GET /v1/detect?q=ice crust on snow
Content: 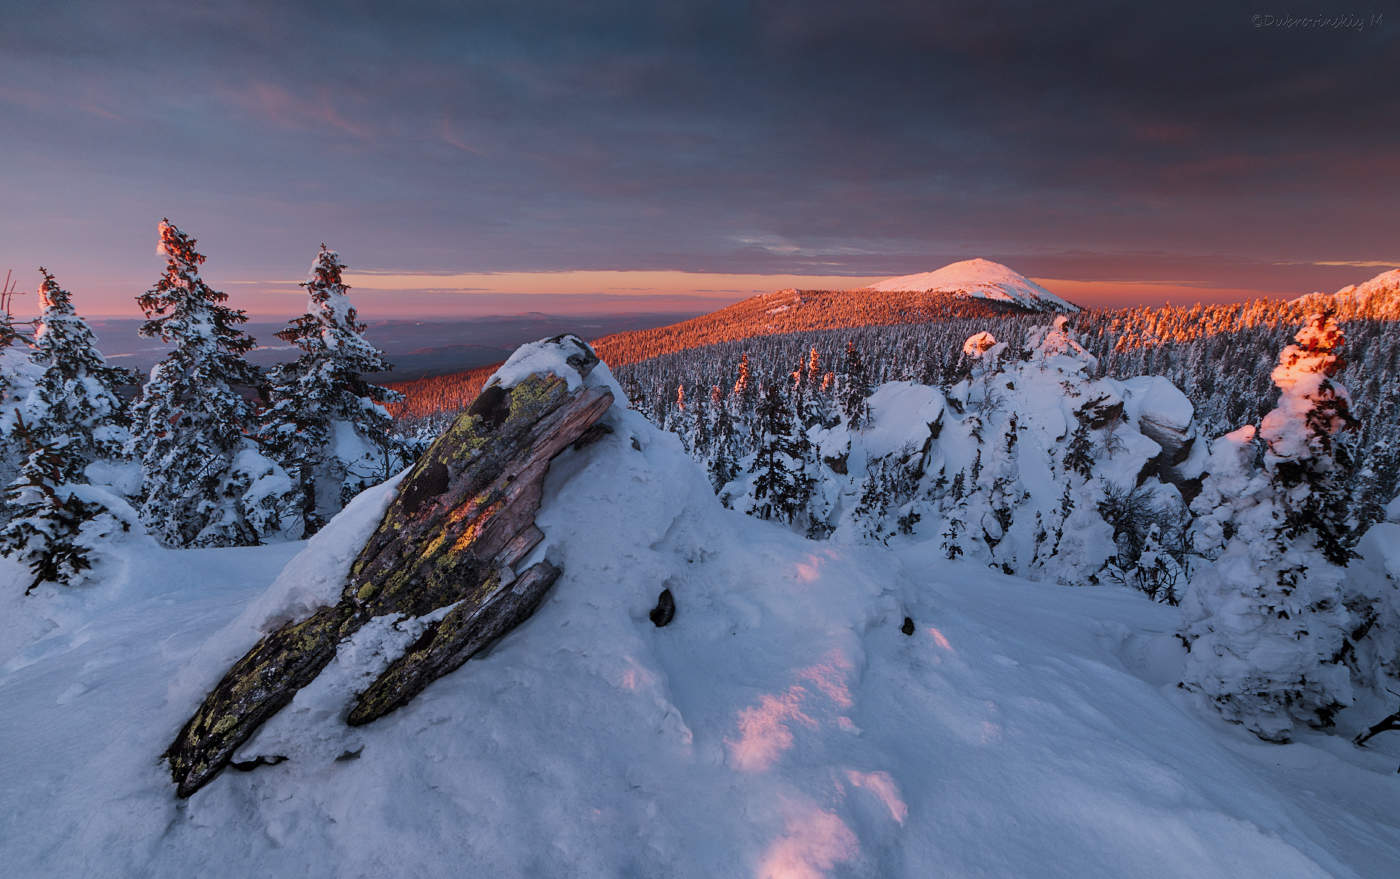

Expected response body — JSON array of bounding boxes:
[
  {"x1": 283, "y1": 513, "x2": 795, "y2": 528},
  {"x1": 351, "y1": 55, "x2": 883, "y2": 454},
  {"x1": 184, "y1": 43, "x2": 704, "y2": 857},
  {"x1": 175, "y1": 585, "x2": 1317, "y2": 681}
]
[{"x1": 867, "y1": 258, "x2": 1080, "y2": 312}]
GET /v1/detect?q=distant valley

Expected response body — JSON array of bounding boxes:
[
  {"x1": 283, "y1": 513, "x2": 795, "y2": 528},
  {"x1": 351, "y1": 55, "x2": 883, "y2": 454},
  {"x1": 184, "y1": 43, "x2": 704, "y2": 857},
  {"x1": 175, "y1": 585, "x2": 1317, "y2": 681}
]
[{"x1": 87, "y1": 310, "x2": 704, "y2": 382}]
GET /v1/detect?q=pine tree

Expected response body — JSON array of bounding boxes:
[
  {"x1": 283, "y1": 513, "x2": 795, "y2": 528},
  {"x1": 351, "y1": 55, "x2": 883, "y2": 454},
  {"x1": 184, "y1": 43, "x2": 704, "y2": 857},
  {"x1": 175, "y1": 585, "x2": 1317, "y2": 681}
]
[
  {"x1": 0, "y1": 289, "x2": 41, "y2": 506},
  {"x1": 1261, "y1": 308, "x2": 1359, "y2": 565},
  {"x1": 1064, "y1": 418, "x2": 1094, "y2": 480},
  {"x1": 708, "y1": 389, "x2": 741, "y2": 494},
  {"x1": 27, "y1": 268, "x2": 131, "y2": 463},
  {"x1": 264, "y1": 245, "x2": 404, "y2": 536},
  {"x1": 0, "y1": 414, "x2": 134, "y2": 591},
  {"x1": 748, "y1": 381, "x2": 809, "y2": 523},
  {"x1": 732, "y1": 352, "x2": 753, "y2": 408},
  {"x1": 1180, "y1": 309, "x2": 1362, "y2": 741},
  {"x1": 840, "y1": 340, "x2": 871, "y2": 428},
  {"x1": 129, "y1": 220, "x2": 292, "y2": 547},
  {"x1": 690, "y1": 393, "x2": 712, "y2": 461}
]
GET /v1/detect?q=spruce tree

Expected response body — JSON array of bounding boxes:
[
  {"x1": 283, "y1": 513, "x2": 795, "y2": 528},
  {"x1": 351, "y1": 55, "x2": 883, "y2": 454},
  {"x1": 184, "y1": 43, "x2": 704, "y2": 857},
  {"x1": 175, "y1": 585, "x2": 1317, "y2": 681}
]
[
  {"x1": 0, "y1": 414, "x2": 133, "y2": 591},
  {"x1": 0, "y1": 290, "x2": 40, "y2": 504},
  {"x1": 27, "y1": 268, "x2": 132, "y2": 463},
  {"x1": 840, "y1": 340, "x2": 871, "y2": 429},
  {"x1": 129, "y1": 220, "x2": 290, "y2": 547},
  {"x1": 708, "y1": 389, "x2": 741, "y2": 493},
  {"x1": 1064, "y1": 418, "x2": 1094, "y2": 480},
  {"x1": 748, "y1": 381, "x2": 809, "y2": 523},
  {"x1": 1261, "y1": 308, "x2": 1359, "y2": 565},
  {"x1": 263, "y1": 245, "x2": 403, "y2": 535},
  {"x1": 0, "y1": 270, "x2": 138, "y2": 588},
  {"x1": 1180, "y1": 309, "x2": 1362, "y2": 741}
]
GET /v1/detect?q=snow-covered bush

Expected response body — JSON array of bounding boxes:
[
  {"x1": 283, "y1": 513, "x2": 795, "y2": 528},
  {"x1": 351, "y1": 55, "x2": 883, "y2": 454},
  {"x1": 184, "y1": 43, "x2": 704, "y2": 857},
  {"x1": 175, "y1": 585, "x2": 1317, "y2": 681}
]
[{"x1": 1180, "y1": 310, "x2": 1365, "y2": 741}]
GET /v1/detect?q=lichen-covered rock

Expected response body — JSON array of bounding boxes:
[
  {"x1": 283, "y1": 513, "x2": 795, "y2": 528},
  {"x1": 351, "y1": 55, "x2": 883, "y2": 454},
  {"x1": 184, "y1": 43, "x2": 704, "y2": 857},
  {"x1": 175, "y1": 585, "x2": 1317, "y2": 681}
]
[{"x1": 165, "y1": 341, "x2": 614, "y2": 798}]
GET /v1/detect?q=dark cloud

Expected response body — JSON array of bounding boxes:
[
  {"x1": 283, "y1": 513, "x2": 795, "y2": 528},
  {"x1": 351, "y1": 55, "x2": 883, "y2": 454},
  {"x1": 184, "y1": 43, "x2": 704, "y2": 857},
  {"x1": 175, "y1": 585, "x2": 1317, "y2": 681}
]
[{"x1": 1, "y1": 0, "x2": 1396, "y2": 312}]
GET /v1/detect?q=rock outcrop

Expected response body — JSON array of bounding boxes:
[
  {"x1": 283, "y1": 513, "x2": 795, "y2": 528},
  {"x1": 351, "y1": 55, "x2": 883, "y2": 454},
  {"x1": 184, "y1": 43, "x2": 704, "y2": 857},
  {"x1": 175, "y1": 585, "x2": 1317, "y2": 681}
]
[{"x1": 165, "y1": 336, "x2": 613, "y2": 798}]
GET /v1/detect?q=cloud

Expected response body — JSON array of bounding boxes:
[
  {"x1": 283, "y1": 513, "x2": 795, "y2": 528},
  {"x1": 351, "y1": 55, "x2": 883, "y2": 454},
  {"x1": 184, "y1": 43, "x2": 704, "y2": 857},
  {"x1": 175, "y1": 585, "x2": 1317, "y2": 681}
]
[
  {"x1": 2, "y1": 0, "x2": 1396, "y2": 315},
  {"x1": 1311, "y1": 260, "x2": 1400, "y2": 269}
]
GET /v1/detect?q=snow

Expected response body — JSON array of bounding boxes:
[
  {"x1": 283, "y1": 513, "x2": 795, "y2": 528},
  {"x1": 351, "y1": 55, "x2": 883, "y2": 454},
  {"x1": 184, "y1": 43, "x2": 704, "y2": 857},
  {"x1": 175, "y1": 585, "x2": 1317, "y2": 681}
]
[
  {"x1": 487, "y1": 333, "x2": 599, "y2": 392},
  {"x1": 962, "y1": 330, "x2": 997, "y2": 357},
  {"x1": 867, "y1": 258, "x2": 1080, "y2": 312},
  {"x1": 1294, "y1": 268, "x2": 1400, "y2": 306},
  {"x1": 1120, "y1": 376, "x2": 1195, "y2": 434},
  {"x1": 859, "y1": 382, "x2": 944, "y2": 460},
  {"x1": 1388, "y1": 495, "x2": 1400, "y2": 524},
  {"x1": 3, "y1": 361, "x2": 1400, "y2": 877},
  {"x1": 233, "y1": 474, "x2": 403, "y2": 632}
]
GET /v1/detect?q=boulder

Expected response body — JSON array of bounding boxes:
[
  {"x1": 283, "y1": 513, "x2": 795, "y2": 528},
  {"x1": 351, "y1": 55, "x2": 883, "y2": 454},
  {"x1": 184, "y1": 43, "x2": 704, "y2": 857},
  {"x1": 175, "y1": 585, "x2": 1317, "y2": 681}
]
[{"x1": 165, "y1": 337, "x2": 614, "y2": 798}]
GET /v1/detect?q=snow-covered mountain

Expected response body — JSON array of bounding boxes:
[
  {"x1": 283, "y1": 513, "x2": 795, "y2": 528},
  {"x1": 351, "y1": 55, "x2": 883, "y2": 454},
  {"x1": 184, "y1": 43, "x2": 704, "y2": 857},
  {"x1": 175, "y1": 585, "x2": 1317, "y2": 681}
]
[
  {"x1": 3, "y1": 337, "x2": 1400, "y2": 877},
  {"x1": 1293, "y1": 267, "x2": 1400, "y2": 313},
  {"x1": 867, "y1": 258, "x2": 1080, "y2": 312}
]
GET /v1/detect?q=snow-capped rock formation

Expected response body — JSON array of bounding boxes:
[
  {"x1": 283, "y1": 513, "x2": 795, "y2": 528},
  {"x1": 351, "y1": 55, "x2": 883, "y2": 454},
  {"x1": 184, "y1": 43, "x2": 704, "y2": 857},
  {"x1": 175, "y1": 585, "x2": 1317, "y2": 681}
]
[
  {"x1": 166, "y1": 335, "x2": 614, "y2": 797},
  {"x1": 867, "y1": 258, "x2": 1080, "y2": 312}
]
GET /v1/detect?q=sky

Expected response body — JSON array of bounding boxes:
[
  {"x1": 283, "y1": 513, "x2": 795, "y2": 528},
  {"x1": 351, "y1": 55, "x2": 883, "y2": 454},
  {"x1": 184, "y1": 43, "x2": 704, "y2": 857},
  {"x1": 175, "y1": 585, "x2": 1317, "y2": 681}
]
[{"x1": 2, "y1": 0, "x2": 1397, "y2": 318}]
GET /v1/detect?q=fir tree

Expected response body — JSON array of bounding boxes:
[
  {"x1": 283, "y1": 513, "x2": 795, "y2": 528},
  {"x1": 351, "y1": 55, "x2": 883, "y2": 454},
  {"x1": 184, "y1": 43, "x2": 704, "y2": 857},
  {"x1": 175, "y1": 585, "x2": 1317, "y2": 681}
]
[
  {"x1": 1180, "y1": 309, "x2": 1363, "y2": 741},
  {"x1": 129, "y1": 220, "x2": 292, "y2": 547},
  {"x1": 0, "y1": 414, "x2": 134, "y2": 591},
  {"x1": 1261, "y1": 308, "x2": 1359, "y2": 565},
  {"x1": 941, "y1": 514, "x2": 965, "y2": 559},
  {"x1": 748, "y1": 381, "x2": 809, "y2": 523},
  {"x1": 264, "y1": 245, "x2": 404, "y2": 536},
  {"x1": 840, "y1": 340, "x2": 871, "y2": 428},
  {"x1": 708, "y1": 392, "x2": 741, "y2": 493},
  {"x1": 1065, "y1": 418, "x2": 1094, "y2": 480},
  {"x1": 27, "y1": 268, "x2": 132, "y2": 463},
  {"x1": 0, "y1": 287, "x2": 40, "y2": 504}
]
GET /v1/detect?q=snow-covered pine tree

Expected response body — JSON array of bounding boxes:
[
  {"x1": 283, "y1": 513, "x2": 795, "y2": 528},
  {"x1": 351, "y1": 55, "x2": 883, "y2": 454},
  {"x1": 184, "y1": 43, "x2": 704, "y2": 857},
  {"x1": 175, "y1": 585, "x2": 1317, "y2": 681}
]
[
  {"x1": 0, "y1": 414, "x2": 137, "y2": 591},
  {"x1": 129, "y1": 220, "x2": 295, "y2": 547},
  {"x1": 748, "y1": 381, "x2": 810, "y2": 523},
  {"x1": 1262, "y1": 309, "x2": 1359, "y2": 565},
  {"x1": 27, "y1": 268, "x2": 132, "y2": 464},
  {"x1": 0, "y1": 290, "x2": 41, "y2": 504},
  {"x1": 1180, "y1": 309, "x2": 1361, "y2": 741},
  {"x1": 263, "y1": 245, "x2": 404, "y2": 536},
  {"x1": 840, "y1": 340, "x2": 871, "y2": 428},
  {"x1": 1064, "y1": 417, "x2": 1094, "y2": 480},
  {"x1": 704, "y1": 386, "x2": 736, "y2": 492}
]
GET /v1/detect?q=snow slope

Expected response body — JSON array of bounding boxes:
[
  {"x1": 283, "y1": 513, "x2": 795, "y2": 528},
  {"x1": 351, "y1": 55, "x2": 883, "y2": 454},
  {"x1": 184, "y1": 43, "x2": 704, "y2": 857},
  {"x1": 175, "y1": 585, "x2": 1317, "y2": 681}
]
[
  {"x1": 1293, "y1": 268, "x2": 1400, "y2": 308},
  {"x1": 2, "y1": 364, "x2": 1399, "y2": 877},
  {"x1": 867, "y1": 259, "x2": 1080, "y2": 312}
]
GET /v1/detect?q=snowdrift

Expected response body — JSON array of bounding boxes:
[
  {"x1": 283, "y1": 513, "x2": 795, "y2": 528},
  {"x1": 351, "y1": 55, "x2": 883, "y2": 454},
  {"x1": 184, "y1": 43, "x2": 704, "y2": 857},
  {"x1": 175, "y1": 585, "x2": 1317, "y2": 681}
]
[{"x1": 2, "y1": 342, "x2": 1400, "y2": 877}]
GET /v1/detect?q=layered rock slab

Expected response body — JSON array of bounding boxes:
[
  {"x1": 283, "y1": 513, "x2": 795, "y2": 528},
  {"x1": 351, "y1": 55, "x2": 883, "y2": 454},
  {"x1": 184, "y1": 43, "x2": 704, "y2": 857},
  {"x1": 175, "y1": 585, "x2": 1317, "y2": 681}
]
[{"x1": 166, "y1": 348, "x2": 613, "y2": 797}]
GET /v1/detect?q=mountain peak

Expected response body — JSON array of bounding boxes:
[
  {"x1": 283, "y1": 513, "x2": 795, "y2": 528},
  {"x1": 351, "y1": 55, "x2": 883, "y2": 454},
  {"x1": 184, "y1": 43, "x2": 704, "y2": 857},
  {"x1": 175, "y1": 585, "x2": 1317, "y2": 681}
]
[
  {"x1": 866, "y1": 258, "x2": 1079, "y2": 312},
  {"x1": 1291, "y1": 266, "x2": 1400, "y2": 310}
]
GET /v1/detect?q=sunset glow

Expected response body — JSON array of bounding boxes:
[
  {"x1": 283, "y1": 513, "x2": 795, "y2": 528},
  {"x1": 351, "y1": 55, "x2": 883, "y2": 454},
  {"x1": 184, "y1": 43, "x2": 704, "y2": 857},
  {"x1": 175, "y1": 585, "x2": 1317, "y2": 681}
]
[{"x1": 4, "y1": 4, "x2": 1398, "y2": 877}]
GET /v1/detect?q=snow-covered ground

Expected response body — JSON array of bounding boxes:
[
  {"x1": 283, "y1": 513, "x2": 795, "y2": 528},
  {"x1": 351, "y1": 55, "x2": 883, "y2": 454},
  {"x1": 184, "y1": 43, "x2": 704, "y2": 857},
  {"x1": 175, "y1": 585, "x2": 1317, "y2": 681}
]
[
  {"x1": 2, "y1": 374, "x2": 1398, "y2": 878},
  {"x1": 866, "y1": 259, "x2": 1080, "y2": 312}
]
